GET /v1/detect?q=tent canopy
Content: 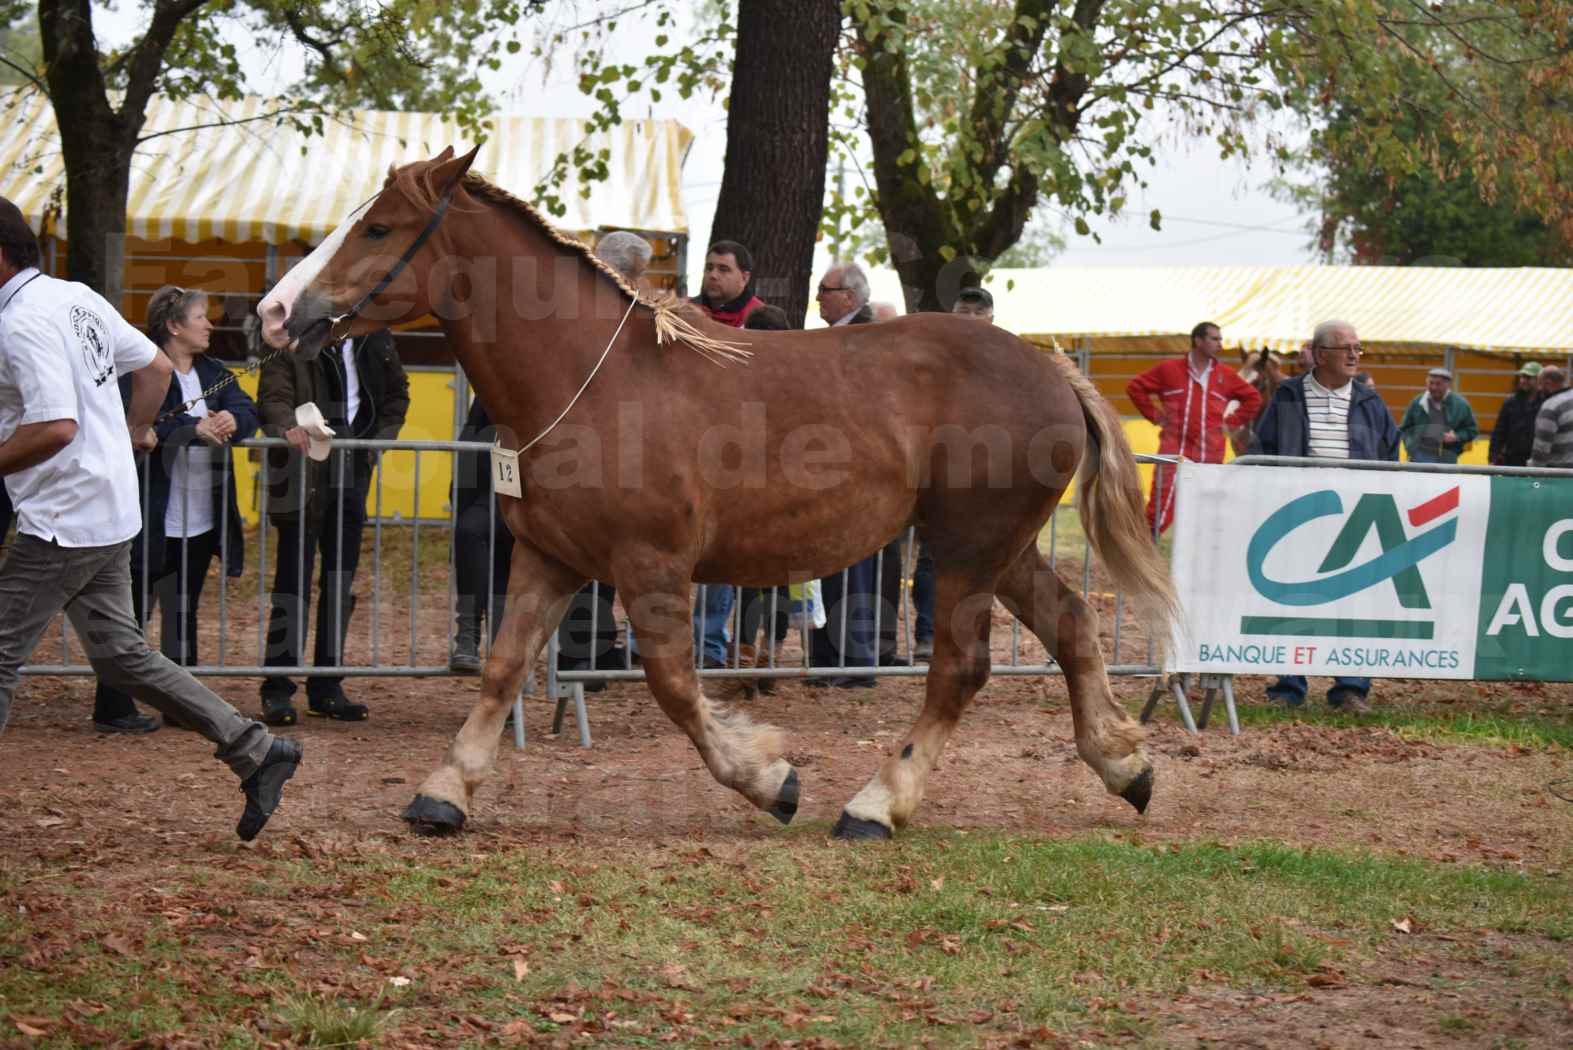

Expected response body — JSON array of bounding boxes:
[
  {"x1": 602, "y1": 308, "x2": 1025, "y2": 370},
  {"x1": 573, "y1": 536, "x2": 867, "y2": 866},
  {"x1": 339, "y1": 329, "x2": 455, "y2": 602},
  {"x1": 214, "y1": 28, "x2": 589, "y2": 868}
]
[
  {"x1": 860, "y1": 264, "x2": 1573, "y2": 356},
  {"x1": 2, "y1": 90, "x2": 692, "y2": 245}
]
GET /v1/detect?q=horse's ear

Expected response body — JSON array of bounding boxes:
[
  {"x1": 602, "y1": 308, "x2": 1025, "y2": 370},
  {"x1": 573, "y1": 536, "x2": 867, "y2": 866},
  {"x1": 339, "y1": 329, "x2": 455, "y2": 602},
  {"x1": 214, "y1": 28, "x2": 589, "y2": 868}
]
[{"x1": 430, "y1": 145, "x2": 481, "y2": 194}]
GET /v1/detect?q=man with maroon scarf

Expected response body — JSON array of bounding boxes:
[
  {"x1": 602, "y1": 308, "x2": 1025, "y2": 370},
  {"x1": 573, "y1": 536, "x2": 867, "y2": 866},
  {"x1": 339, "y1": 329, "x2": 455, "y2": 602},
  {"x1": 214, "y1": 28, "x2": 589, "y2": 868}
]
[{"x1": 693, "y1": 241, "x2": 765, "y2": 328}]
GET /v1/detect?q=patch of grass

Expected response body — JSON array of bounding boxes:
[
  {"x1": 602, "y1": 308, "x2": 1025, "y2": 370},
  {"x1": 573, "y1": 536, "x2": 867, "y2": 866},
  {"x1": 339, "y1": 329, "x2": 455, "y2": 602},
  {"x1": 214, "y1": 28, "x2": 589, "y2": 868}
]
[
  {"x1": 3, "y1": 834, "x2": 1568, "y2": 1047},
  {"x1": 277, "y1": 993, "x2": 395, "y2": 1046},
  {"x1": 1233, "y1": 701, "x2": 1573, "y2": 750}
]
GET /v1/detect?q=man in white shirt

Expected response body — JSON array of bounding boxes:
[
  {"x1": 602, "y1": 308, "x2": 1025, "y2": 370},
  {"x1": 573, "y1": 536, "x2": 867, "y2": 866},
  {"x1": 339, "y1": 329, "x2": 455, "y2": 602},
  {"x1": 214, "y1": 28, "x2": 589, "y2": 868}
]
[
  {"x1": 1250, "y1": 319, "x2": 1401, "y2": 714},
  {"x1": 0, "y1": 197, "x2": 301, "y2": 840}
]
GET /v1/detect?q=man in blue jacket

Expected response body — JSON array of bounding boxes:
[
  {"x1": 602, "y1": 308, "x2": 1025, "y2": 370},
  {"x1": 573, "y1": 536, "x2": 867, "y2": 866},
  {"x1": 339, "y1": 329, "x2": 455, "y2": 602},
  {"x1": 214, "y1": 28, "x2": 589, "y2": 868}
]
[{"x1": 1250, "y1": 320, "x2": 1400, "y2": 712}]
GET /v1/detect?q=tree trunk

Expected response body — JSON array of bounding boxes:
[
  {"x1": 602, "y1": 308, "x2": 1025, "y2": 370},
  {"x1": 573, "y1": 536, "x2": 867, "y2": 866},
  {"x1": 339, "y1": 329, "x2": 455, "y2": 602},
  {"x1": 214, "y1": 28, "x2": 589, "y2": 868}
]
[
  {"x1": 707, "y1": 0, "x2": 841, "y2": 328},
  {"x1": 40, "y1": 0, "x2": 190, "y2": 302},
  {"x1": 56, "y1": 124, "x2": 133, "y2": 302}
]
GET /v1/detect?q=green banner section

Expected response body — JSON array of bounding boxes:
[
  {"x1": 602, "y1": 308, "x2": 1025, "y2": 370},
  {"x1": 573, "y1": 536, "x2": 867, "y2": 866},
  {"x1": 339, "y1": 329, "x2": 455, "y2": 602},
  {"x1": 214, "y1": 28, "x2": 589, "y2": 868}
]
[{"x1": 1473, "y1": 477, "x2": 1573, "y2": 681}]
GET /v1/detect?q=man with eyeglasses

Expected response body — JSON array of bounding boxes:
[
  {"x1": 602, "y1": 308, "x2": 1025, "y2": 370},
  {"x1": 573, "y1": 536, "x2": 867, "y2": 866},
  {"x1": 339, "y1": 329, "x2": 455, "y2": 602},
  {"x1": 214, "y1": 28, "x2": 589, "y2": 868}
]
[
  {"x1": 805, "y1": 262, "x2": 903, "y2": 686},
  {"x1": 1251, "y1": 319, "x2": 1400, "y2": 713}
]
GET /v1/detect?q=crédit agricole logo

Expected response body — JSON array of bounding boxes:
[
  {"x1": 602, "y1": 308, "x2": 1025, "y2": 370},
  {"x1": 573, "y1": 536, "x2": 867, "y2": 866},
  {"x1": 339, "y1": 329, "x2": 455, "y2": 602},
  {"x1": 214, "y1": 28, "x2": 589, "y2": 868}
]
[{"x1": 1244, "y1": 485, "x2": 1460, "y2": 639}]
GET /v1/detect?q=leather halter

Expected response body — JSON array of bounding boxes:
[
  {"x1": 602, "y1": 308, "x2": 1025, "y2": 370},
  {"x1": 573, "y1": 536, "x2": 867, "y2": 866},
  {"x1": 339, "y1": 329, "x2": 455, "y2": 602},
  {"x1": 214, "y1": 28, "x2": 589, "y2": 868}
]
[{"x1": 324, "y1": 181, "x2": 457, "y2": 343}]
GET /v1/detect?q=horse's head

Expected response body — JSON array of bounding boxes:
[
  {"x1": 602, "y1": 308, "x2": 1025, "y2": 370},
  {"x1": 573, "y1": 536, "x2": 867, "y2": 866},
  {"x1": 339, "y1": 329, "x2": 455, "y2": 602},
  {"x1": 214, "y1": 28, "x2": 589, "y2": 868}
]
[{"x1": 257, "y1": 146, "x2": 478, "y2": 360}]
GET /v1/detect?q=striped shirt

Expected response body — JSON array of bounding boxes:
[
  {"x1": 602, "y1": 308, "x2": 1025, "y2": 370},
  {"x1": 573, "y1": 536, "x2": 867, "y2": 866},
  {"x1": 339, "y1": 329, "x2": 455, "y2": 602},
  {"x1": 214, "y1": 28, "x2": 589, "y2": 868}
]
[
  {"x1": 1530, "y1": 388, "x2": 1573, "y2": 467},
  {"x1": 1303, "y1": 374, "x2": 1353, "y2": 459}
]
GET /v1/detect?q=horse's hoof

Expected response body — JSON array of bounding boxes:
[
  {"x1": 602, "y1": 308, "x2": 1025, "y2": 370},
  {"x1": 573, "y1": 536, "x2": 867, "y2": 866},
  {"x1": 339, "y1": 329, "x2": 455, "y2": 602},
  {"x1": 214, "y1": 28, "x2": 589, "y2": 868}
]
[
  {"x1": 832, "y1": 812, "x2": 892, "y2": 841},
  {"x1": 1119, "y1": 767, "x2": 1154, "y2": 815},
  {"x1": 767, "y1": 769, "x2": 800, "y2": 825},
  {"x1": 402, "y1": 794, "x2": 466, "y2": 835}
]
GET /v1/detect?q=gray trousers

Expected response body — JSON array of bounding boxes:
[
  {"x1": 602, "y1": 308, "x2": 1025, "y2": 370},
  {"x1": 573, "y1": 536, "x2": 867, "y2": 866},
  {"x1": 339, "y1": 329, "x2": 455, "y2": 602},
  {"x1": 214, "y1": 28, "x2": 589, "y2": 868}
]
[{"x1": 0, "y1": 534, "x2": 272, "y2": 778}]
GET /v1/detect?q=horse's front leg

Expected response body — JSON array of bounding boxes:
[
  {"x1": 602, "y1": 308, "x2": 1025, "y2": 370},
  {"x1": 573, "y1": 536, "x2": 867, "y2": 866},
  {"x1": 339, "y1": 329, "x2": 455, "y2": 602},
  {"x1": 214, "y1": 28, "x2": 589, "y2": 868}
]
[
  {"x1": 404, "y1": 542, "x2": 584, "y2": 833},
  {"x1": 616, "y1": 565, "x2": 800, "y2": 824}
]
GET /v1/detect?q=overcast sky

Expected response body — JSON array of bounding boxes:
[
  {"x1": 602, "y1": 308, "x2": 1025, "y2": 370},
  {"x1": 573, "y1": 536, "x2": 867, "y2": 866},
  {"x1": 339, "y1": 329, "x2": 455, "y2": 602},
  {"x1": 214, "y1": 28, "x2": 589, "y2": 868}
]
[{"x1": 93, "y1": 2, "x2": 1319, "y2": 280}]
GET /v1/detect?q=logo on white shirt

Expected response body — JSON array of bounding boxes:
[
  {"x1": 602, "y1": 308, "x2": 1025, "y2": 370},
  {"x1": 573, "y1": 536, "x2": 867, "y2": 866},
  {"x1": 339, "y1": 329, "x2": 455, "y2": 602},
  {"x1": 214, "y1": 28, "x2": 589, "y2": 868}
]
[{"x1": 70, "y1": 305, "x2": 114, "y2": 386}]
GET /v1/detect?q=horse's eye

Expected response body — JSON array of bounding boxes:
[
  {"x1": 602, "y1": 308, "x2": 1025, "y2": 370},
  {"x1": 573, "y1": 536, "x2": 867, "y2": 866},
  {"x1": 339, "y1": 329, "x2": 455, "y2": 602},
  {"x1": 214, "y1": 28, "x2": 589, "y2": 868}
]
[{"x1": 365, "y1": 224, "x2": 392, "y2": 240}]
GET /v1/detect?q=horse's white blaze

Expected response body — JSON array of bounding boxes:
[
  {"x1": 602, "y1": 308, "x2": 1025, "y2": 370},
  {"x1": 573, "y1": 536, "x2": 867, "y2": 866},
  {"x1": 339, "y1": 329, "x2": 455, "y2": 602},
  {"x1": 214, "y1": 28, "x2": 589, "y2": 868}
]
[{"x1": 257, "y1": 200, "x2": 371, "y2": 348}]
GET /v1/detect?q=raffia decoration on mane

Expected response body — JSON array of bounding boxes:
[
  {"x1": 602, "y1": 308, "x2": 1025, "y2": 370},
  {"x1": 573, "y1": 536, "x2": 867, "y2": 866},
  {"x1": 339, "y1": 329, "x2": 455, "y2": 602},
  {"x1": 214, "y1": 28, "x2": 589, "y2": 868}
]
[{"x1": 453, "y1": 172, "x2": 753, "y2": 367}]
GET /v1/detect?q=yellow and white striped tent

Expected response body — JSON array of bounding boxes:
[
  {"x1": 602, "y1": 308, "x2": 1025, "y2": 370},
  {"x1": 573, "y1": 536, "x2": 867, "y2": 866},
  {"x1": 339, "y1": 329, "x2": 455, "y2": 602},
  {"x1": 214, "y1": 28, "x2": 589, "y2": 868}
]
[
  {"x1": 975, "y1": 264, "x2": 1573, "y2": 356},
  {"x1": 1, "y1": 90, "x2": 692, "y2": 243}
]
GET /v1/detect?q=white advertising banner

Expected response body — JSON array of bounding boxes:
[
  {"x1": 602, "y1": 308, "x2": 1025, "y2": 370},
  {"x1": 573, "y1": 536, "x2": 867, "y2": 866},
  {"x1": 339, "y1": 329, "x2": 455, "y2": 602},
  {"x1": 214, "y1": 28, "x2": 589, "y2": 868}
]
[{"x1": 1169, "y1": 463, "x2": 1492, "y2": 679}]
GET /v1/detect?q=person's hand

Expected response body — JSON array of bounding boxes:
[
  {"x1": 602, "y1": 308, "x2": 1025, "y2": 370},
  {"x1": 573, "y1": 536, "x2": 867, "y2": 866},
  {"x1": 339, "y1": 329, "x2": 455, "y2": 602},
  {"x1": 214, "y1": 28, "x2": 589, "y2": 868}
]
[
  {"x1": 130, "y1": 425, "x2": 158, "y2": 451},
  {"x1": 196, "y1": 411, "x2": 237, "y2": 446},
  {"x1": 283, "y1": 426, "x2": 310, "y2": 453},
  {"x1": 1442, "y1": 429, "x2": 1458, "y2": 445}
]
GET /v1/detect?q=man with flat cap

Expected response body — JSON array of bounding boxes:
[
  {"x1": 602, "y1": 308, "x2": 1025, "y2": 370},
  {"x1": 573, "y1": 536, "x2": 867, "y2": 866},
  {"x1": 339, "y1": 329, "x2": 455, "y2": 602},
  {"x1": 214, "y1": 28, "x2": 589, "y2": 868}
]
[{"x1": 1400, "y1": 366, "x2": 1478, "y2": 464}]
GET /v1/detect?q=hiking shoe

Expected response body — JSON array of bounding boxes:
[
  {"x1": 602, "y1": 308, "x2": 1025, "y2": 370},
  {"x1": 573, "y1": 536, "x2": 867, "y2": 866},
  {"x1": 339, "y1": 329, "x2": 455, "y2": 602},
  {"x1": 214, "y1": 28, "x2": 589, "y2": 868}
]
[
  {"x1": 1265, "y1": 687, "x2": 1306, "y2": 708},
  {"x1": 237, "y1": 737, "x2": 303, "y2": 841},
  {"x1": 1327, "y1": 688, "x2": 1372, "y2": 714},
  {"x1": 449, "y1": 636, "x2": 482, "y2": 675},
  {"x1": 93, "y1": 712, "x2": 161, "y2": 735},
  {"x1": 307, "y1": 691, "x2": 369, "y2": 721},
  {"x1": 260, "y1": 697, "x2": 298, "y2": 727}
]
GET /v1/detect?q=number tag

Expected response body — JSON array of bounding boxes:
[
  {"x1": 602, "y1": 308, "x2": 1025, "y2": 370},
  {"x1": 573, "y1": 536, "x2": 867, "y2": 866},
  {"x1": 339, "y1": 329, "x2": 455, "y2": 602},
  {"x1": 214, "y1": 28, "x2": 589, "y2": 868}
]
[{"x1": 490, "y1": 445, "x2": 522, "y2": 498}]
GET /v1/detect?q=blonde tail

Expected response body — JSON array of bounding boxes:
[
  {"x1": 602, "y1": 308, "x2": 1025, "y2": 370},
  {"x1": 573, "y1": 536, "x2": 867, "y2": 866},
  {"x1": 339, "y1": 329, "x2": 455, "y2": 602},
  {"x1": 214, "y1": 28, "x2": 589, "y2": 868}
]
[{"x1": 1048, "y1": 354, "x2": 1182, "y2": 651}]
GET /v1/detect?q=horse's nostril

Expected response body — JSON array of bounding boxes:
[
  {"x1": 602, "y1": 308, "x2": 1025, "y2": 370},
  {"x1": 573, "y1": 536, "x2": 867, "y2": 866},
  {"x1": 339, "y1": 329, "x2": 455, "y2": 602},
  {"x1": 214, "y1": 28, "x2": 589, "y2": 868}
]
[{"x1": 259, "y1": 298, "x2": 285, "y2": 324}]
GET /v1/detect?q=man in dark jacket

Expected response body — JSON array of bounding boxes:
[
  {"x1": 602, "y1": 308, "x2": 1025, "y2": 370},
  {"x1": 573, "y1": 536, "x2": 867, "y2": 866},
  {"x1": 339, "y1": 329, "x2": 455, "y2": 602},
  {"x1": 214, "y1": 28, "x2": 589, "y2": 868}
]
[
  {"x1": 1489, "y1": 362, "x2": 1543, "y2": 467},
  {"x1": 256, "y1": 330, "x2": 409, "y2": 725},
  {"x1": 692, "y1": 240, "x2": 765, "y2": 327},
  {"x1": 807, "y1": 262, "x2": 900, "y2": 688},
  {"x1": 1251, "y1": 320, "x2": 1399, "y2": 713}
]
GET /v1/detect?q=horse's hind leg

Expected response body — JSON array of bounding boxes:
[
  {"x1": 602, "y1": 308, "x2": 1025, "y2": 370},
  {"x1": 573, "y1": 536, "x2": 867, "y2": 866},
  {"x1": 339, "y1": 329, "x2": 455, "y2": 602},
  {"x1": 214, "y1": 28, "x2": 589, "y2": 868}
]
[
  {"x1": 404, "y1": 542, "x2": 584, "y2": 832},
  {"x1": 616, "y1": 567, "x2": 799, "y2": 823},
  {"x1": 994, "y1": 545, "x2": 1153, "y2": 813},
  {"x1": 834, "y1": 570, "x2": 996, "y2": 840}
]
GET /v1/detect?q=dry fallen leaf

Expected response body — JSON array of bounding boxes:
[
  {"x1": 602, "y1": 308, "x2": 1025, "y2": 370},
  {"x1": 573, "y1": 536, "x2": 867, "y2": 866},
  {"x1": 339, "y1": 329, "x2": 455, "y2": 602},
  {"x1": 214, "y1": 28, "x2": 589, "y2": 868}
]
[
  {"x1": 1391, "y1": 917, "x2": 1413, "y2": 934},
  {"x1": 35, "y1": 817, "x2": 65, "y2": 828},
  {"x1": 349, "y1": 931, "x2": 368, "y2": 942},
  {"x1": 13, "y1": 1018, "x2": 50, "y2": 1036},
  {"x1": 387, "y1": 976, "x2": 411, "y2": 988},
  {"x1": 930, "y1": 877, "x2": 945, "y2": 891},
  {"x1": 548, "y1": 1011, "x2": 577, "y2": 1024},
  {"x1": 512, "y1": 958, "x2": 530, "y2": 981}
]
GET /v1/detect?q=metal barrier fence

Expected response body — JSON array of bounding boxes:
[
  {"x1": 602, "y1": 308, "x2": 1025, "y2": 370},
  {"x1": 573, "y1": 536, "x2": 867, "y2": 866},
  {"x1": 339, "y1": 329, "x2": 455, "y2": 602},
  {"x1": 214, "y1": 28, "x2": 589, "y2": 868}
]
[{"x1": 17, "y1": 437, "x2": 1173, "y2": 746}]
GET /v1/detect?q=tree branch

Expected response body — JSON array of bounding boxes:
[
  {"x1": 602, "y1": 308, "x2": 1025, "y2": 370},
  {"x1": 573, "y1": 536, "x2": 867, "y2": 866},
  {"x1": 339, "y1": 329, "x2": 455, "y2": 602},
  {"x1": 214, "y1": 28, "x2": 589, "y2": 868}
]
[
  {"x1": 855, "y1": 2, "x2": 952, "y2": 260},
  {"x1": 958, "y1": 0, "x2": 1054, "y2": 195},
  {"x1": 0, "y1": 49, "x2": 45, "y2": 90},
  {"x1": 132, "y1": 101, "x2": 321, "y2": 147},
  {"x1": 118, "y1": 0, "x2": 214, "y2": 133}
]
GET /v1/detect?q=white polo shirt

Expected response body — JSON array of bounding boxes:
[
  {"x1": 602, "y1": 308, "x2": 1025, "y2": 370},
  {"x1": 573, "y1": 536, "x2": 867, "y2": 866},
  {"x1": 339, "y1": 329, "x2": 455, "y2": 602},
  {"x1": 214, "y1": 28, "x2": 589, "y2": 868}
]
[{"x1": 0, "y1": 268, "x2": 158, "y2": 546}]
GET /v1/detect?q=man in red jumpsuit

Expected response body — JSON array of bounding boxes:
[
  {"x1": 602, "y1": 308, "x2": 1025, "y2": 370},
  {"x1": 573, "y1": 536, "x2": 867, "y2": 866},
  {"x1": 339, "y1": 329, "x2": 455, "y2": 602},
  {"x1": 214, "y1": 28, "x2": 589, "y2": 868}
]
[{"x1": 1126, "y1": 322, "x2": 1262, "y2": 535}]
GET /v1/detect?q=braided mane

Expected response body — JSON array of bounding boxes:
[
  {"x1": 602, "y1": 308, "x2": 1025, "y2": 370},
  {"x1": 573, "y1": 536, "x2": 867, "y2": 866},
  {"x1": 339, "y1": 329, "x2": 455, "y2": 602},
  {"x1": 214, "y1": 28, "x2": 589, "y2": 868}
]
[{"x1": 388, "y1": 161, "x2": 750, "y2": 366}]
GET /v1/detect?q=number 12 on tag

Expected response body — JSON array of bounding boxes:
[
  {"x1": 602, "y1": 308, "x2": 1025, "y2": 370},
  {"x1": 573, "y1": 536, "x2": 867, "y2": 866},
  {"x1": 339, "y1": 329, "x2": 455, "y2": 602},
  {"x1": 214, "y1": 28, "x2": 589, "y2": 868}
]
[{"x1": 491, "y1": 445, "x2": 522, "y2": 498}]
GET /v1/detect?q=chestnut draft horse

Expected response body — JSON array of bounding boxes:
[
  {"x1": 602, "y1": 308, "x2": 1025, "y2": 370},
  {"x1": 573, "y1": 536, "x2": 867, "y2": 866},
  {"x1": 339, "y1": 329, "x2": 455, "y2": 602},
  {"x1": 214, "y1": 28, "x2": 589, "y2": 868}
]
[{"x1": 259, "y1": 147, "x2": 1179, "y2": 840}]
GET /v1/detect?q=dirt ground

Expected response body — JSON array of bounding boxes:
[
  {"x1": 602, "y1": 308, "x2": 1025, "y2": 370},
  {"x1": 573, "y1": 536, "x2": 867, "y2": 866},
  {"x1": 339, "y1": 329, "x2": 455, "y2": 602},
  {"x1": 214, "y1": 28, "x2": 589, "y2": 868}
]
[{"x1": 3, "y1": 651, "x2": 1571, "y2": 1047}]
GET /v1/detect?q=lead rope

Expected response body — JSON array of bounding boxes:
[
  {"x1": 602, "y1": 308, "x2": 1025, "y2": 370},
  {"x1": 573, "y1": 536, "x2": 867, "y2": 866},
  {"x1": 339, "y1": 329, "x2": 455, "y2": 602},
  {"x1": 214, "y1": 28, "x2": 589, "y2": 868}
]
[
  {"x1": 153, "y1": 343, "x2": 290, "y2": 424},
  {"x1": 517, "y1": 297, "x2": 639, "y2": 453}
]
